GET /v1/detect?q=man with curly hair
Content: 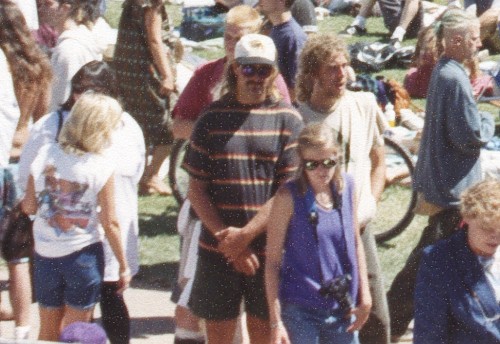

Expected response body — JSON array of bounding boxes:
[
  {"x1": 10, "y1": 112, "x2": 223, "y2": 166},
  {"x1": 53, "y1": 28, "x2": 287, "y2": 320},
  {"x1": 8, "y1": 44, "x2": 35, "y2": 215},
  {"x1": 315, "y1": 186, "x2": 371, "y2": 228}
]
[{"x1": 296, "y1": 33, "x2": 390, "y2": 344}]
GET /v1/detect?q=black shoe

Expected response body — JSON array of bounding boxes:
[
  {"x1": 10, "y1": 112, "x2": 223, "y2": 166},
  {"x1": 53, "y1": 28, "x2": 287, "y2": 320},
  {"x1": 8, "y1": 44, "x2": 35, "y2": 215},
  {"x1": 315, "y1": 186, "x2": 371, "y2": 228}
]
[
  {"x1": 389, "y1": 37, "x2": 402, "y2": 49},
  {"x1": 378, "y1": 43, "x2": 398, "y2": 61},
  {"x1": 174, "y1": 338, "x2": 205, "y2": 344},
  {"x1": 339, "y1": 25, "x2": 367, "y2": 36}
]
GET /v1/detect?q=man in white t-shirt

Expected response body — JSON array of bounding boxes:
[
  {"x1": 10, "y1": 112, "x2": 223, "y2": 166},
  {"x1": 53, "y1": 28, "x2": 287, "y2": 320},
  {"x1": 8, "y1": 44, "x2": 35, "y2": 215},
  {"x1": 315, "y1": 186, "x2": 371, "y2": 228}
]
[{"x1": 296, "y1": 33, "x2": 390, "y2": 344}]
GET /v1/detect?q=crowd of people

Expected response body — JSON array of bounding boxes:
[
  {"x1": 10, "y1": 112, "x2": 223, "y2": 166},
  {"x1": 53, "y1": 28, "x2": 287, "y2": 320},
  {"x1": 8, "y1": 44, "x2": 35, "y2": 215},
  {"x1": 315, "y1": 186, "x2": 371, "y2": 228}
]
[{"x1": 0, "y1": 0, "x2": 499, "y2": 343}]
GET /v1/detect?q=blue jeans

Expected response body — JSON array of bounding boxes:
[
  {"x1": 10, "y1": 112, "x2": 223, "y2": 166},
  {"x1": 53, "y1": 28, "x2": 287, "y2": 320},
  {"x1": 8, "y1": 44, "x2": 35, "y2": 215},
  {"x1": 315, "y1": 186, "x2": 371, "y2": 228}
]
[{"x1": 282, "y1": 303, "x2": 359, "y2": 344}]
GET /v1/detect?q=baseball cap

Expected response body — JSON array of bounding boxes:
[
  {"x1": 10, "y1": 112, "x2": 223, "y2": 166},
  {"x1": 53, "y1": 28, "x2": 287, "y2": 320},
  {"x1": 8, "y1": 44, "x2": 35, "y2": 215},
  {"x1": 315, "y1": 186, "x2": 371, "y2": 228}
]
[{"x1": 234, "y1": 34, "x2": 277, "y2": 66}]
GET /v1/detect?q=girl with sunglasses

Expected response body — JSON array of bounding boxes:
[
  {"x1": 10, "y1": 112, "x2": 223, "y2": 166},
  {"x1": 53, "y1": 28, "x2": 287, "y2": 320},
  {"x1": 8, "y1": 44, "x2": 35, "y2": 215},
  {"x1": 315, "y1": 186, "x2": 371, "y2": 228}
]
[{"x1": 265, "y1": 122, "x2": 372, "y2": 344}]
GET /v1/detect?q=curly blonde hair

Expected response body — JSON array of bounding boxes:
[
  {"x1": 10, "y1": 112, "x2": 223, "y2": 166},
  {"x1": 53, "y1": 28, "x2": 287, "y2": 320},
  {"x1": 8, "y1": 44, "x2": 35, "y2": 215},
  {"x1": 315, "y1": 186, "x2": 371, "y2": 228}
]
[
  {"x1": 460, "y1": 179, "x2": 500, "y2": 224},
  {"x1": 296, "y1": 33, "x2": 349, "y2": 103}
]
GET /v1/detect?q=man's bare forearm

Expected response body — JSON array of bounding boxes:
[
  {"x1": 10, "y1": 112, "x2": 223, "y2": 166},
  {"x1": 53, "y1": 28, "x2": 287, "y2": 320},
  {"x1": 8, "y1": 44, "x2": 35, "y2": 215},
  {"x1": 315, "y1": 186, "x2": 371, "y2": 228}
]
[{"x1": 187, "y1": 178, "x2": 225, "y2": 235}]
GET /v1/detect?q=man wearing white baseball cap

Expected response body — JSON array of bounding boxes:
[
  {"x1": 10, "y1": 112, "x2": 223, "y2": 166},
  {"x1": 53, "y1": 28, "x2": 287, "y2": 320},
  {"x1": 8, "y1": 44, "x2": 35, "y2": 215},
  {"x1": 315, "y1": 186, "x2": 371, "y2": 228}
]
[{"x1": 182, "y1": 33, "x2": 304, "y2": 344}]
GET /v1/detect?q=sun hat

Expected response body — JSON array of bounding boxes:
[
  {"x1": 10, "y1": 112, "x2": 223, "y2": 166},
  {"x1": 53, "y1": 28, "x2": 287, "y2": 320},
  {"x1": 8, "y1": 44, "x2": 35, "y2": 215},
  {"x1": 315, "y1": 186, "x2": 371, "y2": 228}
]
[{"x1": 234, "y1": 33, "x2": 277, "y2": 66}]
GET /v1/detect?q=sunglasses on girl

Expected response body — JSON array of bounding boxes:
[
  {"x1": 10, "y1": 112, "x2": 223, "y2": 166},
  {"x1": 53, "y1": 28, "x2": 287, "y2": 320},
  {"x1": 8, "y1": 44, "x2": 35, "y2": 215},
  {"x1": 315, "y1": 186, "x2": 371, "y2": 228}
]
[
  {"x1": 239, "y1": 64, "x2": 274, "y2": 78},
  {"x1": 304, "y1": 158, "x2": 338, "y2": 171}
]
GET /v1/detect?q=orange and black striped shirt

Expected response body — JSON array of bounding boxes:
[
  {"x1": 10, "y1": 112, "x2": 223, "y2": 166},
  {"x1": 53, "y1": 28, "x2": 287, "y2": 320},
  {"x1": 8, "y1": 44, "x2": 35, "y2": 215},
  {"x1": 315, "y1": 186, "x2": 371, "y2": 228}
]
[{"x1": 182, "y1": 96, "x2": 304, "y2": 254}]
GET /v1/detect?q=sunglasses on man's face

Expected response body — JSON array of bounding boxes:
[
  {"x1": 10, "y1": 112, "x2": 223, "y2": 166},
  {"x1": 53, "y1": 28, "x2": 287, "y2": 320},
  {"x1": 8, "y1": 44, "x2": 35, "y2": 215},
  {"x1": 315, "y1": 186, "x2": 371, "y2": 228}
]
[
  {"x1": 239, "y1": 64, "x2": 274, "y2": 78},
  {"x1": 304, "y1": 158, "x2": 338, "y2": 171}
]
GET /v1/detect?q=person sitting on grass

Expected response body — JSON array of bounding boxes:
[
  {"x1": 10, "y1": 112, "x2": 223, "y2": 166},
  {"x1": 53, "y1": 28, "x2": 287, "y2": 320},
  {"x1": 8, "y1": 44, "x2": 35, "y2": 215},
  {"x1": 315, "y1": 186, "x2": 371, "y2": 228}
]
[
  {"x1": 404, "y1": 24, "x2": 493, "y2": 99},
  {"x1": 340, "y1": 0, "x2": 422, "y2": 47}
]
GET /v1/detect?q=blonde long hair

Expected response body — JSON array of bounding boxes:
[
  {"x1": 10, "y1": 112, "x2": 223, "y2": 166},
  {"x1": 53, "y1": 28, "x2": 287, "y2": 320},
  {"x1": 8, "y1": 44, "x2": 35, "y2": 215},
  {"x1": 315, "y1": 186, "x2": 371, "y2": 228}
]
[{"x1": 59, "y1": 92, "x2": 122, "y2": 155}]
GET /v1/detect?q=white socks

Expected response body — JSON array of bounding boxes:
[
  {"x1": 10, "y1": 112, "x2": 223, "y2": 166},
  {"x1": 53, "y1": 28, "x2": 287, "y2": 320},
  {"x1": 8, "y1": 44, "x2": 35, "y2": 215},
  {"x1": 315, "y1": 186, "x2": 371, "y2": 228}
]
[
  {"x1": 15, "y1": 326, "x2": 30, "y2": 340},
  {"x1": 352, "y1": 15, "x2": 367, "y2": 28},
  {"x1": 175, "y1": 328, "x2": 204, "y2": 342},
  {"x1": 391, "y1": 26, "x2": 407, "y2": 42}
]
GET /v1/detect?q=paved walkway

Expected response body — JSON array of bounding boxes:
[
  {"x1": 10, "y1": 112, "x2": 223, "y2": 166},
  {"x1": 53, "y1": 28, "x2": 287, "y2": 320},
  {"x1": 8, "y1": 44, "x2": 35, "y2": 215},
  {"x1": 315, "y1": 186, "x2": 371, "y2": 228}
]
[
  {"x1": 0, "y1": 267, "x2": 177, "y2": 343},
  {"x1": 0, "y1": 266, "x2": 414, "y2": 343}
]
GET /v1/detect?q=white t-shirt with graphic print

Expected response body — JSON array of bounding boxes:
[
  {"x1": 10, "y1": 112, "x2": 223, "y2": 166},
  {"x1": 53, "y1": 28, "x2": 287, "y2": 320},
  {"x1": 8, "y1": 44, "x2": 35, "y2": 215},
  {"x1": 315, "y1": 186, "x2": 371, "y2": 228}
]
[{"x1": 30, "y1": 143, "x2": 113, "y2": 258}]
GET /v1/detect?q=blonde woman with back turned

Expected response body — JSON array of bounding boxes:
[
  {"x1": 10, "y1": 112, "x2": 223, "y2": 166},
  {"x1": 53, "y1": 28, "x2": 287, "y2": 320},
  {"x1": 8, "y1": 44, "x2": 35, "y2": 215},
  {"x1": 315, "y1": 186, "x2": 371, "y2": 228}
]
[{"x1": 22, "y1": 93, "x2": 131, "y2": 341}]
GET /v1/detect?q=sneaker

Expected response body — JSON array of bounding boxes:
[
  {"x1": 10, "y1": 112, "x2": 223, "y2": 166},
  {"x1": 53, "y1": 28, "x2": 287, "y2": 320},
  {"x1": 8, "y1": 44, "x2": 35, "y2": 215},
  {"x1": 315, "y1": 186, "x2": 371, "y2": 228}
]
[{"x1": 339, "y1": 25, "x2": 367, "y2": 36}]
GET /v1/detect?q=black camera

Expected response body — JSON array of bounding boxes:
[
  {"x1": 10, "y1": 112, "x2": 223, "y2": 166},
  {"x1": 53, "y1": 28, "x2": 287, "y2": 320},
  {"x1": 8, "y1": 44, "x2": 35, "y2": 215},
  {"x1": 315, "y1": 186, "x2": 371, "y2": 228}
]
[{"x1": 319, "y1": 274, "x2": 354, "y2": 314}]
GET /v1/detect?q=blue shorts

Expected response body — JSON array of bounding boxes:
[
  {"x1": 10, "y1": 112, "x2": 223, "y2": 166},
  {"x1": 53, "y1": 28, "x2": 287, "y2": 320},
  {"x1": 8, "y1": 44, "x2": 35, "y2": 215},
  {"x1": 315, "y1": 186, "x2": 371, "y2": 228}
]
[{"x1": 34, "y1": 242, "x2": 104, "y2": 310}]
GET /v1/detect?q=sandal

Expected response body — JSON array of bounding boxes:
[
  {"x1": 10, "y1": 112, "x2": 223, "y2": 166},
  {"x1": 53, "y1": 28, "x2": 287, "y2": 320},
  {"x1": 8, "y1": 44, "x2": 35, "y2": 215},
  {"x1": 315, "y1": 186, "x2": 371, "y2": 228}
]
[{"x1": 139, "y1": 175, "x2": 172, "y2": 196}]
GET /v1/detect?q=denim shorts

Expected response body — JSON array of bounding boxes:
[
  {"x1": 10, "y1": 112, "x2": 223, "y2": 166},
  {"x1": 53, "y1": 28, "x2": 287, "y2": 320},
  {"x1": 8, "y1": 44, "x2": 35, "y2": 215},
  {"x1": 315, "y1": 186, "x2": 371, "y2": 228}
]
[
  {"x1": 34, "y1": 242, "x2": 104, "y2": 310},
  {"x1": 282, "y1": 302, "x2": 359, "y2": 344}
]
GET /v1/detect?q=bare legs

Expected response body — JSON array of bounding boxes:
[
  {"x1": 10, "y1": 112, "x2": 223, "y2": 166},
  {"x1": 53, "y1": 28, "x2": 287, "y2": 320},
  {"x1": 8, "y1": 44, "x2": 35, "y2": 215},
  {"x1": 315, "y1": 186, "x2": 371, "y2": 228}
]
[
  {"x1": 140, "y1": 144, "x2": 172, "y2": 195},
  {"x1": 205, "y1": 315, "x2": 269, "y2": 344},
  {"x1": 8, "y1": 262, "x2": 31, "y2": 327},
  {"x1": 38, "y1": 305, "x2": 94, "y2": 341}
]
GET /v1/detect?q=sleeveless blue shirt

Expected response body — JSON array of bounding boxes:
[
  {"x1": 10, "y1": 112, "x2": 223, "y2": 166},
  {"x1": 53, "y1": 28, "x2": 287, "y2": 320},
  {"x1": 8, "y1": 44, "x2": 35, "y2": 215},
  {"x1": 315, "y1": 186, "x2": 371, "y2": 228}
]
[{"x1": 279, "y1": 173, "x2": 359, "y2": 310}]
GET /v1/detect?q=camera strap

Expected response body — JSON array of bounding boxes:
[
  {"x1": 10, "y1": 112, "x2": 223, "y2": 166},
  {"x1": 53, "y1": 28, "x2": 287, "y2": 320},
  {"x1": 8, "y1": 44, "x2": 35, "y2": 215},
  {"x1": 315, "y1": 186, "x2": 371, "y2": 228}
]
[
  {"x1": 55, "y1": 109, "x2": 64, "y2": 143},
  {"x1": 304, "y1": 184, "x2": 345, "y2": 286}
]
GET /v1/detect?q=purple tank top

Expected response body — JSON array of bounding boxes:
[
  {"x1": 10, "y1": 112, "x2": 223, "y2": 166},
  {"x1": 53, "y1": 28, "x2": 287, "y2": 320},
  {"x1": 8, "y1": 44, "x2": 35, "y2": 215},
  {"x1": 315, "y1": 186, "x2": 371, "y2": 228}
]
[{"x1": 278, "y1": 173, "x2": 359, "y2": 311}]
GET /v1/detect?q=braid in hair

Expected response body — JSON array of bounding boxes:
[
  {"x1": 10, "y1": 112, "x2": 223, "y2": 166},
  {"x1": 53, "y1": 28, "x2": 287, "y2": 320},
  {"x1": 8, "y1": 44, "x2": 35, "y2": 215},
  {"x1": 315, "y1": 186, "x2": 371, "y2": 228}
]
[{"x1": 60, "y1": 0, "x2": 100, "y2": 28}]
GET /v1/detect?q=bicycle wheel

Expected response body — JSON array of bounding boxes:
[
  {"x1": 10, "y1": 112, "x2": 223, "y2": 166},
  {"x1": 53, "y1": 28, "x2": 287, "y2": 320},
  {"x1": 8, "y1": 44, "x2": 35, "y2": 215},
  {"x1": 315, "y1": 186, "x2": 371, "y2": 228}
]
[
  {"x1": 372, "y1": 136, "x2": 418, "y2": 244},
  {"x1": 168, "y1": 139, "x2": 190, "y2": 205}
]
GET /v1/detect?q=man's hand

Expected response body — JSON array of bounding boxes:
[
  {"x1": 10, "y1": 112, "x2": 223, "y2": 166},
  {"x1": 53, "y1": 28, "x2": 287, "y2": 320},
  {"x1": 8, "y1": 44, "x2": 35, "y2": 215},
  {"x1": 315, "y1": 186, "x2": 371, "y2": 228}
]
[
  {"x1": 232, "y1": 249, "x2": 260, "y2": 276},
  {"x1": 270, "y1": 322, "x2": 291, "y2": 344},
  {"x1": 216, "y1": 226, "x2": 251, "y2": 262}
]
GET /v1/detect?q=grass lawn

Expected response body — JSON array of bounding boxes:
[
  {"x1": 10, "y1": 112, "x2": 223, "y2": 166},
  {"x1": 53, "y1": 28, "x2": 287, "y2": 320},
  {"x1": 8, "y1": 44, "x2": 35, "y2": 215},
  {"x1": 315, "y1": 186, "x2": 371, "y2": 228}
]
[{"x1": 104, "y1": 1, "x2": 499, "y2": 290}]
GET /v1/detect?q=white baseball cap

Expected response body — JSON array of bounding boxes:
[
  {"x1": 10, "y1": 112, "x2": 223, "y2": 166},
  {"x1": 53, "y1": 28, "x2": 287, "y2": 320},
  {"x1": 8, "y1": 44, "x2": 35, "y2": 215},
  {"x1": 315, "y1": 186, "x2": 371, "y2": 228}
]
[{"x1": 234, "y1": 34, "x2": 277, "y2": 66}]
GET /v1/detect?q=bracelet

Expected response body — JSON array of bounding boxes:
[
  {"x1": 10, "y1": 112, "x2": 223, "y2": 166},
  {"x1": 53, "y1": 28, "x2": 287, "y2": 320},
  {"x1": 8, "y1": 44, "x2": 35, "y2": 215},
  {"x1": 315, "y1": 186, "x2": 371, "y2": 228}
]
[
  {"x1": 120, "y1": 268, "x2": 131, "y2": 278},
  {"x1": 270, "y1": 321, "x2": 282, "y2": 329}
]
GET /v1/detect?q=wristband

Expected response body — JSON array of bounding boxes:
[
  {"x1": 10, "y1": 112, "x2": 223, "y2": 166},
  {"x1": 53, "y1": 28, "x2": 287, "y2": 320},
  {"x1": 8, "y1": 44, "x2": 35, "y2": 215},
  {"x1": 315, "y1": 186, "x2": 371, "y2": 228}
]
[{"x1": 120, "y1": 268, "x2": 131, "y2": 278}]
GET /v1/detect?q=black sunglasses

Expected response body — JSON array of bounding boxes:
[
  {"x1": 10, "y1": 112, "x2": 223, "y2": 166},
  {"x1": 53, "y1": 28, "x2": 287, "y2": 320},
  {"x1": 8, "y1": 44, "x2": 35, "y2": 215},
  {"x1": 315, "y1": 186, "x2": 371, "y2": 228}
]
[
  {"x1": 239, "y1": 64, "x2": 274, "y2": 78},
  {"x1": 304, "y1": 158, "x2": 337, "y2": 171}
]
